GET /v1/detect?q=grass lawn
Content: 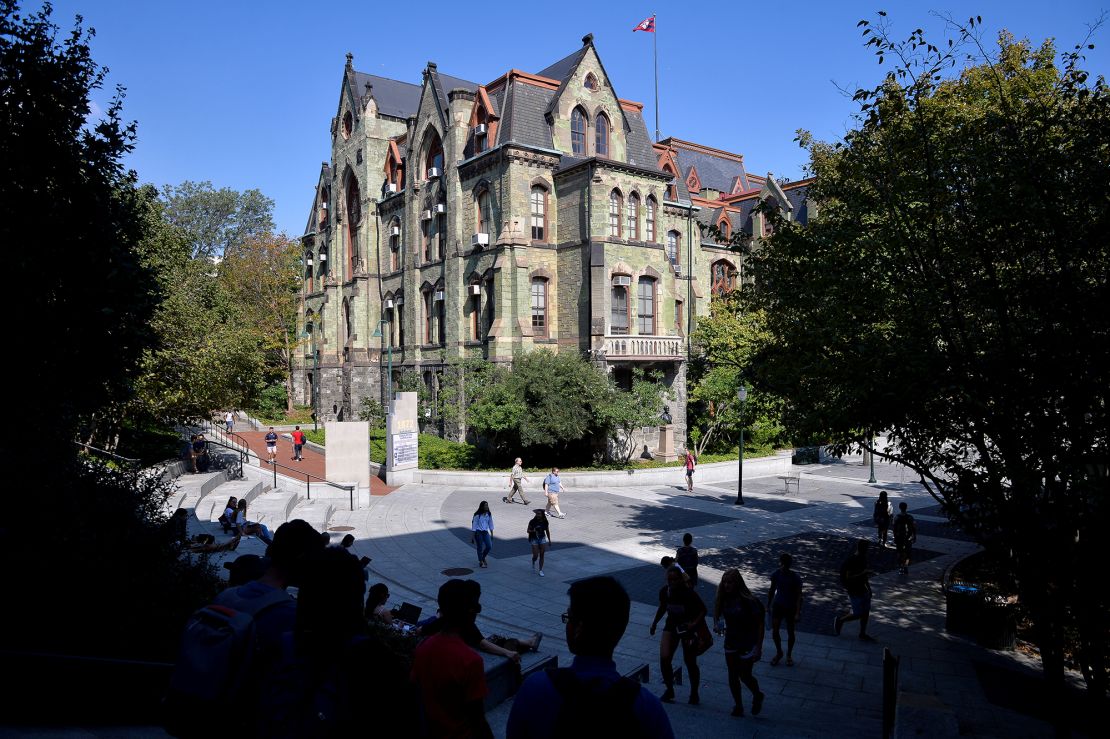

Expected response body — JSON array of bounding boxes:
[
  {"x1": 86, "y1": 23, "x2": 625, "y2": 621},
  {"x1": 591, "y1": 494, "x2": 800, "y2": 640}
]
[{"x1": 251, "y1": 405, "x2": 315, "y2": 426}]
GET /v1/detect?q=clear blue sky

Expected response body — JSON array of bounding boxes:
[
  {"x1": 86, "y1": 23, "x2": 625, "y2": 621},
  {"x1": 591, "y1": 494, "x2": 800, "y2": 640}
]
[{"x1": 49, "y1": 0, "x2": 1107, "y2": 236}]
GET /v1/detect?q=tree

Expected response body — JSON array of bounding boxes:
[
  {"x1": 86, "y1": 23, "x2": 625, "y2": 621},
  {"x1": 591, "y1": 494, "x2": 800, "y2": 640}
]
[
  {"x1": 752, "y1": 17, "x2": 1108, "y2": 712},
  {"x1": 161, "y1": 180, "x2": 274, "y2": 260},
  {"x1": 599, "y1": 369, "x2": 674, "y2": 465},
  {"x1": 219, "y1": 232, "x2": 302, "y2": 412},
  {"x1": 510, "y1": 351, "x2": 611, "y2": 452}
]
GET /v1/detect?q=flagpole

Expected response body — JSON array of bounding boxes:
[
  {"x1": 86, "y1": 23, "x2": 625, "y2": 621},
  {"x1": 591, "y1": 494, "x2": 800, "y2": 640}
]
[{"x1": 653, "y1": 13, "x2": 660, "y2": 142}]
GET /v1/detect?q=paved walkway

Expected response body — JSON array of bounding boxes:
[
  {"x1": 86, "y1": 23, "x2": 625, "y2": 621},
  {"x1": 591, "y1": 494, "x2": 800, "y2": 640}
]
[
  {"x1": 328, "y1": 457, "x2": 1068, "y2": 738},
  {"x1": 227, "y1": 429, "x2": 394, "y2": 496}
]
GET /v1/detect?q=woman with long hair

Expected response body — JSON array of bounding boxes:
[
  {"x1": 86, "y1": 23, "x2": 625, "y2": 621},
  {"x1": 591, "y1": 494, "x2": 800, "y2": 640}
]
[
  {"x1": 471, "y1": 500, "x2": 494, "y2": 568},
  {"x1": 364, "y1": 582, "x2": 393, "y2": 624},
  {"x1": 232, "y1": 499, "x2": 273, "y2": 545},
  {"x1": 650, "y1": 565, "x2": 708, "y2": 705},
  {"x1": 873, "y1": 490, "x2": 892, "y2": 547},
  {"x1": 714, "y1": 568, "x2": 766, "y2": 717},
  {"x1": 526, "y1": 510, "x2": 551, "y2": 577}
]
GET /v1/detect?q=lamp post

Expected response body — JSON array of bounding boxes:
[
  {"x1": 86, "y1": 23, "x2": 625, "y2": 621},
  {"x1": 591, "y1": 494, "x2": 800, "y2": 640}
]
[
  {"x1": 300, "y1": 329, "x2": 320, "y2": 432},
  {"x1": 868, "y1": 431, "x2": 877, "y2": 484},
  {"x1": 735, "y1": 385, "x2": 747, "y2": 505},
  {"x1": 371, "y1": 315, "x2": 393, "y2": 411}
]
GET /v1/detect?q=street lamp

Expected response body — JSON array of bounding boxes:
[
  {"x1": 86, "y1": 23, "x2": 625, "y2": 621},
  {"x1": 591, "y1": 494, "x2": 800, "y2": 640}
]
[
  {"x1": 868, "y1": 431, "x2": 877, "y2": 484},
  {"x1": 371, "y1": 314, "x2": 394, "y2": 411},
  {"x1": 300, "y1": 329, "x2": 320, "y2": 432},
  {"x1": 736, "y1": 385, "x2": 747, "y2": 505}
]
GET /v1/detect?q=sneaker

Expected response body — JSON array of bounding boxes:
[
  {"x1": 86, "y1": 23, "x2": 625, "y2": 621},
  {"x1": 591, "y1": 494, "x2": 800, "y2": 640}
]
[
  {"x1": 502, "y1": 497, "x2": 509, "y2": 503},
  {"x1": 833, "y1": 616, "x2": 843, "y2": 636},
  {"x1": 538, "y1": 570, "x2": 545, "y2": 577},
  {"x1": 660, "y1": 688, "x2": 675, "y2": 704},
  {"x1": 752, "y1": 691, "x2": 765, "y2": 716},
  {"x1": 688, "y1": 692, "x2": 700, "y2": 706},
  {"x1": 530, "y1": 632, "x2": 543, "y2": 652}
]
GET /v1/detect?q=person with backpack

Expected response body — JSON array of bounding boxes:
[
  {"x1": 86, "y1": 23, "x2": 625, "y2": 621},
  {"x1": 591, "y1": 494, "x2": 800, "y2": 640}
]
[
  {"x1": 715, "y1": 569, "x2": 766, "y2": 718},
  {"x1": 834, "y1": 539, "x2": 877, "y2": 642},
  {"x1": 675, "y1": 533, "x2": 699, "y2": 588},
  {"x1": 506, "y1": 576, "x2": 674, "y2": 739},
  {"x1": 892, "y1": 501, "x2": 918, "y2": 575},
  {"x1": 290, "y1": 425, "x2": 306, "y2": 461},
  {"x1": 164, "y1": 519, "x2": 326, "y2": 738},
  {"x1": 873, "y1": 491, "x2": 892, "y2": 547},
  {"x1": 650, "y1": 565, "x2": 708, "y2": 705},
  {"x1": 766, "y1": 552, "x2": 803, "y2": 667}
]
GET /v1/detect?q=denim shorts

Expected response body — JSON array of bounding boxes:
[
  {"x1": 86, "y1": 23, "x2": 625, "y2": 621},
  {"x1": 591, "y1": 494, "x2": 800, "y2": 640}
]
[{"x1": 849, "y1": 593, "x2": 872, "y2": 616}]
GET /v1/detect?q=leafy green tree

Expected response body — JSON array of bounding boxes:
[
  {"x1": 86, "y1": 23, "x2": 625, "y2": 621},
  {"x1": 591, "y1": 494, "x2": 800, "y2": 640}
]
[
  {"x1": 599, "y1": 369, "x2": 674, "y2": 465},
  {"x1": 161, "y1": 180, "x2": 274, "y2": 259},
  {"x1": 1, "y1": 1, "x2": 220, "y2": 663},
  {"x1": 510, "y1": 350, "x2": 611, "y2": 452},
  {"x1": 219, "y1": 231, "x2": 302, "y2": 412},
  {"x1": 752, "y1": 17, "x2": 1108, "y2": 709}
]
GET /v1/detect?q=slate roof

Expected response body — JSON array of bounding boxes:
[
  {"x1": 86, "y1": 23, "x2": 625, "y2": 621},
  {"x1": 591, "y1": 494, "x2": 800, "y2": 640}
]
[
  {"x1": 351, "y1": 72, "x2": 421, "y2": 119},
  {"x1": 673, "y1": 146, "x2": 749, "y2": 193},
  {"x1": 428, "y1": 68, "x2": 480, "y2": 122},
  {"x1": 624, "y1": 108, "x2": 659, "y2": 171},
  {"x1": 784, "y1": 185, "x2": 810, "y2": 225},
  {"x1": 499, "y1": 81, "x2": 556, "y2": 149},
  {"x1": 536, "y1": 46, "x2": 588, "y2": 82}
]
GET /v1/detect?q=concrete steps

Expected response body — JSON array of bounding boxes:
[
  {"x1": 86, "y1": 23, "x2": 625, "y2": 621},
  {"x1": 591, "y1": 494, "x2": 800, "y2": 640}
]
[
  {"x1": 250, "y1": 490, "x2": 300, "y2": 529},
  {"x1": 195, "y1": 479, "x2": 264, "y2": 523},
  {"x1": 290, "y1": 498, "x2": 337, "y2": 533}
]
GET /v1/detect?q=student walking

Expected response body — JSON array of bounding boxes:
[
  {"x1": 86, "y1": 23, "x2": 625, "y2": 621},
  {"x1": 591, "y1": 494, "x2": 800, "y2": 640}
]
[
  {"x1": 834, "y1": 539, "x2": 876, "y2": 641},
  {"x1": 683, "y1": 449, "x2": 697, "y2": 492},
  {"x1": 527, "y1": 510, "x2": 551, "y2": 577},
  {"x1": 675, "y1": 533, "x2": 699, "y2": 589},
  {"x1": 505, "y1": 457, "x2": 530, "y2": 505},
  {"x1": 766, "y1": 553, "x2": 803, "y2": 666},
  {"x1": 892, "y1": 502, "x2": 918, "y2": 575},
  {"x1": 650, "y1": 565, "x2": 708, "y2": 705},
  {"x1": 290, "y1": 426, "x2": 306, "y2": 461},
  {"x1": 714, "y1": 569, "x2": 766, "y2": 718},
  {"x1": 471, "y1": 501, "x2": 494, "y2": 568},
  {"x1": 543, "y1": 468, "x2": 566, "y2": 518},
  {"x1": 265, "y1": 427, "x2": 278, "y2": 464},
  {"x1": 873, "y1": 491, "x2": 892, "y2": 547},
  {"x1": 224, "y1": 410, "x2": 234, "y2": 433}
]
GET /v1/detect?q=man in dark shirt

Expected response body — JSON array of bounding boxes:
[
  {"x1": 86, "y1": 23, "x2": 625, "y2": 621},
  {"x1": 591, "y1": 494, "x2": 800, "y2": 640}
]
[
  {"x1": 766, "y1": 552, "x2": 803, "y2": 665},
  {"x1": 834, "y1": 539, "x2": 876, "y2": 641},
  {"x1": 507, "y1": 577, "x2": 674, "y2": 739},
  {"x1": 674, "y1": 533, "x2": 699, "y2": 588}
]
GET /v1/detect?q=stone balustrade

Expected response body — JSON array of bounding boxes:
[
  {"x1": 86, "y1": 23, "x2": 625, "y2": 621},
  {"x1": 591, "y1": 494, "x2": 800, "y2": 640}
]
[{"x1": 602, "y1": 335, "x2": 684, "y2": 359}]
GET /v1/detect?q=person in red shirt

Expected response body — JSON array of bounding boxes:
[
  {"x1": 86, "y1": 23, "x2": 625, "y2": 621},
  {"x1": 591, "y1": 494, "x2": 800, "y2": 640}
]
[
  {"x1": 411, "y1": 579, "x2": 492, "y2": 738},
  {"x1": 291, "y1": 425, "x2": 306, "y2": 461}
]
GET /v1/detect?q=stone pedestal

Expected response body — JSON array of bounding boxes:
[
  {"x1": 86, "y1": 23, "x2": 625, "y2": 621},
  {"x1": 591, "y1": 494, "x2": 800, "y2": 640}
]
[
  {"x1": 656, "y1": 424, "x2": 678, "y2": 462},
  {"x1": 324, "y1": 421, "x2": 370, "y2": 488},
  {"x1": 386, "y1": 392, "x2": 419, "y2": 485}
]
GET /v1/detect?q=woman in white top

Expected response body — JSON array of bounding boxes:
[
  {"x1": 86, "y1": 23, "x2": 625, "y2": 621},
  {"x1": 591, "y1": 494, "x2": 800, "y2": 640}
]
[
  {"x1": 232, "y1": 499, "x2": 273, "y2": 545},
  {"x1": 471, "y1": 501, "x2": 494, "y2": 568}
]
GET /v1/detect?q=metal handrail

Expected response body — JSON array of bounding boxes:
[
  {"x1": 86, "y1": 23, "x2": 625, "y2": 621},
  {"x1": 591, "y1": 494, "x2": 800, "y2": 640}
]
[
  {"x1": 202, "y1": 419, "x2": 356, "y2": 511},
  {"x1": 74, "y1": 441, "x2": 140, "y2": 466}
]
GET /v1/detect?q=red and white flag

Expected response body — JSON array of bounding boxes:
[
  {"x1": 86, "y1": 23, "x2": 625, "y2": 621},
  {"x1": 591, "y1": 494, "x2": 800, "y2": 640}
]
[{"x1": 633, "y1": 15, "x2": 656, "y2": 33}]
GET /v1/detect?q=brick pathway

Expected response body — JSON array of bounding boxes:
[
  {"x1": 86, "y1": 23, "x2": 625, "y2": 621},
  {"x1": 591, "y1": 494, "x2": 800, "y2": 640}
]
[{"x1": 228, "y1": 429, "x2": 394, "y2": 496}]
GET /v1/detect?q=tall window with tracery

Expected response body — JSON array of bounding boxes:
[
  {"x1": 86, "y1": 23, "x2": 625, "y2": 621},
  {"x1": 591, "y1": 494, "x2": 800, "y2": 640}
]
[
  {"x1": 646, "y1": 196, "x2": 656, "y2": 242},
  {"x1": 609, "y1": 190, "x2": 622, "y2": 238},
  {"x1": 531, "y1": 278, "x2": 548, "y2": 337},
  {"x1": 611, "y1": 278, "x2": 629, "y2": 335},
  {"x1": 637, "y1": 277, "x2": 656, "y2": 334},
  {"x1": 666, "y1": 230, "x2": 679, "y2": 266},
  {"x1": 571, "y1": 107, "x2": 586, "y2": 156},
  {"x1": 595, "y1": 114, "x2": 609, "y2": 158},
  {"x1": 530, "y1": 186, "x2": 546, "y2": 241},
  {"x1": 627, "y1": 193, "x2": 639, "y2": 239}
]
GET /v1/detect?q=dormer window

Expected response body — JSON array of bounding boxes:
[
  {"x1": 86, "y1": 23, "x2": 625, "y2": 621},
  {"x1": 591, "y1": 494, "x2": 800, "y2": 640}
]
[
  {"x1": 584, "y1": 73, "x2": 598, "y2": 91},
  {"x1": 474, "y1": 109, "x2": 489, "y2": 153},
  {"x1": 595, "y1": 113, "x2": 610, "y2": 158},
  {"x1": 718, "y1": 219, "x2": 731, "y2": 241},
  {"x1": 662, "y1": 165, "x2": 677, "y2": 199},
  {"x1": 571, "y1": 107, "x2": 587, "y2": 156},
  {"x1": 425, "y1": 131, "x2": 444, "y2": 179}
]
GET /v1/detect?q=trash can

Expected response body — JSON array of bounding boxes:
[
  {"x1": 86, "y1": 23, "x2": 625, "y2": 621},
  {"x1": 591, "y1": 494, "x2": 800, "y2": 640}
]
[
  {"x1": 944, "y1": 583, "x2": 981, "y2": 637},
  {"x1": 976, "y1": 598, "x2": 1017, "y2": 650}
]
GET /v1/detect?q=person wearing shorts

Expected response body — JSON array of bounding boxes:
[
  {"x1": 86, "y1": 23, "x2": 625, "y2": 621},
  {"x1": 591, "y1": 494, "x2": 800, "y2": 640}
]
[
  {"x1": 543, "y1": 467, "x2": 565, "y2": 518},
  {"x1": 683, "y1": 449, "x2": 696, "y2": 492},
  {"x1": 766, "y1": 553, "x2": 803, "y2": 665},
  {"x1": 834, "y1": 539, "x2": 875, "y2": 641},
  {"x1": 527, "y1": 511, "x2": 551, "y2": 577},
  {"x1": 265, "y1": 427, "x2": 278, "y2": 464}
]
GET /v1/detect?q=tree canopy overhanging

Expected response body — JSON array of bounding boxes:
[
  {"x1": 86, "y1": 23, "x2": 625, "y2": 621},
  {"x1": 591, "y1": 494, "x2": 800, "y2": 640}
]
[{"x1": 749, "y1": 17, "x2": 1108, "y2": 708}]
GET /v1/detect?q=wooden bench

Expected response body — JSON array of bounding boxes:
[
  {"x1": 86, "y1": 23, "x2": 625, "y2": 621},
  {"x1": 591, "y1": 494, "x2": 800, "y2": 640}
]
[{"x1": 778, "y1": 475, "x2": 801, "y2": 495}]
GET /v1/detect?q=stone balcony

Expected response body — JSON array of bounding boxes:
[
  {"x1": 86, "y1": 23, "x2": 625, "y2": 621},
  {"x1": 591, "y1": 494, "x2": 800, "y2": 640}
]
[{"x1": 601, "y1": 334, "x2": 684, "y2": 360}]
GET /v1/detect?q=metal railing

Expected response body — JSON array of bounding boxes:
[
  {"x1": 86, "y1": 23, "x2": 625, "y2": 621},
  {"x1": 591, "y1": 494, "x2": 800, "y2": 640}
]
[
  {"x1": 74, "y1": 441, "x2": 140, "y2": 467},
  {"x1": 201, "y1": 418, "x2": 356, "y2": 511}
]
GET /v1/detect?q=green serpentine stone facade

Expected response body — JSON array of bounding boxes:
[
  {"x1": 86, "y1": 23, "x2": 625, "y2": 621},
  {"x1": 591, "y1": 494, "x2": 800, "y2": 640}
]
[{"x1": 296, "y1": 35, "x2": 812, "y2": 454}]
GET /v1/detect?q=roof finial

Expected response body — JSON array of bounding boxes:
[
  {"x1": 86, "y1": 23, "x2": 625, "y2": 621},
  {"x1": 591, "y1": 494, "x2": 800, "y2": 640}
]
[
  {"x1": 427, "y1": 61, "x2": 437, "y2": 70},
  {"x1": 582, "y1": 33, "x2": 594, "y2": 47},
  {"x1": 345, "y1": 52, "x2": 353, "y2": 68}
]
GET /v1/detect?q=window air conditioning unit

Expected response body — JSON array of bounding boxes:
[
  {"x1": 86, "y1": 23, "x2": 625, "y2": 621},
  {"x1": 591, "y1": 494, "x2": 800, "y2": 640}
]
[
  {"x1": 435, "y1": 203, "x2": 446, "y2": 214},
  {"x1": 305, "y1": 255, "x2": 313, "y2": 266},
  {"x1": 469, "y1": 284, "x2": 482, "y2": 296},
  {"x1": 385, "y1": 299, "x2": 394, "y2": 309},
  {"x1": 434, "y1": 290, "x2": 445, "y2": 302},
  {"x1": 386, "y1": 183, "x2": 398, "y2": 193},
  {"x1": 474, "y1": 123, "x2": 487, "y2": 136},
  {"x1": 472, "y1": 233, "x2": 489, "y2": 247},
  {"x1": 395, "y1": 296, "x2": 404, "y2": 306},
  {"x1": 427, "y1": 167, "x2": 441, "y2": 179},
  {"x1": 421, "y1": 209, "x2": 432, "y2": 221},
  {"x1": 318, "y1": 251, "x2": 327, "y2": 263},
  {"x1": 613, "y1": 275, "x2": 631, "y2": 287},
  {"x1": 390, "y1": 225, "x2": 401, "y2": 236},
  {"x1": 673, "y1": 264, "x2": 682, "y2": 276}
]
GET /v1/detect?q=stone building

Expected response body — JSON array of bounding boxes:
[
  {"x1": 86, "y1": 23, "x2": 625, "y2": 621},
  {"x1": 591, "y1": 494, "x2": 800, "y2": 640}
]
[{"x1": 296, "y1": 35, "x2": 812, "y2": 454}]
